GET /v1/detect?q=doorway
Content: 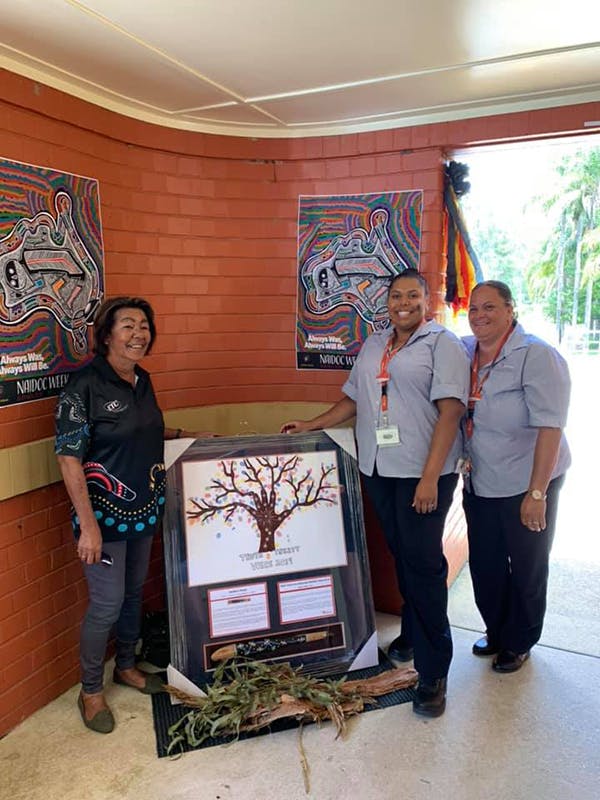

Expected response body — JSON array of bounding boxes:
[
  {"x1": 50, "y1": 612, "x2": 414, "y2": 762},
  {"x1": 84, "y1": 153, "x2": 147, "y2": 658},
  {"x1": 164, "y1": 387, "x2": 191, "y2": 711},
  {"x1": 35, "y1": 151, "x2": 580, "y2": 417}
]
[{"x1": 447, "y1": 136, "x2": 600, "y2": 657}]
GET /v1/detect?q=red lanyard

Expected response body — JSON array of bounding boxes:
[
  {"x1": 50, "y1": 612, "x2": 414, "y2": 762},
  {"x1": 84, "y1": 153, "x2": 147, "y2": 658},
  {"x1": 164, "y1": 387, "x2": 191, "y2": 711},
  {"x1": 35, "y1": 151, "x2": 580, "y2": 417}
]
[
  {"x1": 376, "y1": 336, "x2": 405, "y2": 415},
  {"x1": 466, "y1": 323, "x2": 515, "y2": 438}
]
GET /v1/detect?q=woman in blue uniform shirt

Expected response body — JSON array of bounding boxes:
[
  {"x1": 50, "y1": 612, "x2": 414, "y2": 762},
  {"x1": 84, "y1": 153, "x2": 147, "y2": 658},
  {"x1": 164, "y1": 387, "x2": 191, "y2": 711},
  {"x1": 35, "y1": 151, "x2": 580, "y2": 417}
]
[
  {"x1": 56, "y1": 296, "x2": 199, "y2": 733},
  {"x1": 463, "y1": 281, "x2": 571, "y2": 672},
  {"x1": 282, "y1": 269, "x2": 469, "y2": 717}
]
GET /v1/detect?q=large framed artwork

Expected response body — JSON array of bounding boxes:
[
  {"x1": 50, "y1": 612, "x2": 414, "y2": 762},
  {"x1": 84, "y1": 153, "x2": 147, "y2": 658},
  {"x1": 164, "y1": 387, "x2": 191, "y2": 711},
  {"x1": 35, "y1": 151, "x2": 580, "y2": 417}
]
[
  {"x1": 163, "y1": 431, "x2": 377, "y2": 688},
  {"x1": 0, "y1": 157, "x2": 104, "y2": 407},
  {"x1": 296, "y1": 190, "x2": 423, "y2": 371}
]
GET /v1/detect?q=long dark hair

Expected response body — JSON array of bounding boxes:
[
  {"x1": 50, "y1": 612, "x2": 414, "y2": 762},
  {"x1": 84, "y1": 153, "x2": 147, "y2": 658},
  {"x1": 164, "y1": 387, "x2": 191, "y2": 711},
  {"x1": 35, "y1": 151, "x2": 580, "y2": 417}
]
[{"x1": 93, "y1": 296, "x2": 157, "y2": 357}]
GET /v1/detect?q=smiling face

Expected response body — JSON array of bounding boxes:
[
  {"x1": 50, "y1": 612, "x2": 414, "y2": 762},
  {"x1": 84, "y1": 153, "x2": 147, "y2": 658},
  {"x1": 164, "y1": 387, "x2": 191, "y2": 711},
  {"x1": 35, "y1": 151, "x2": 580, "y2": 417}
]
[
  {"x1": 387, "y1": 276, "x2": 429, "y2": 338},
  {"x1": 105, "y1": 307, "x2": 151, "y2": 369},
  {"x1": 468, "y1": 285, "x2": 514, "y2": 348}
]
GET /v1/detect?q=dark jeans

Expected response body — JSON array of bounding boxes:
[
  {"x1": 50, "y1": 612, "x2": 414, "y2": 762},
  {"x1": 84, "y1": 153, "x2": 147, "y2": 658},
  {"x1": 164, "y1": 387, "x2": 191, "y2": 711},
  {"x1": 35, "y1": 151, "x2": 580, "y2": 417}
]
[
  {"x1": 463, "y1": 475, "x2": 565, "y2": 654},
  {"x1": 80, "y1": 536, "x2": 154, "y2": 693},
  {"x1": 362, "y1": 471, "x2": 457, "y2": 679}
]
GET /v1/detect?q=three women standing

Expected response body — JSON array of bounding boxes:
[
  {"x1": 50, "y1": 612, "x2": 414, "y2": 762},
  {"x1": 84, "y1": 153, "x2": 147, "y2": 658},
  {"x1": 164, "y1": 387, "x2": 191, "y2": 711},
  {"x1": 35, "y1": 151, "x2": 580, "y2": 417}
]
[{"x1": 56, "y1": 279, "x2": 570, "y2": 734}]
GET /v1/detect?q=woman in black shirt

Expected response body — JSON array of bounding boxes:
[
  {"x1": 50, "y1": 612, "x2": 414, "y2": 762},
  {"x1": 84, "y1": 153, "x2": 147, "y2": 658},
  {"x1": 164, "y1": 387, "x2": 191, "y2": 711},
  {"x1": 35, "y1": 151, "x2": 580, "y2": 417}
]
[{"x1": 56, "y1": 297, "x2": 197, "y2": 733}]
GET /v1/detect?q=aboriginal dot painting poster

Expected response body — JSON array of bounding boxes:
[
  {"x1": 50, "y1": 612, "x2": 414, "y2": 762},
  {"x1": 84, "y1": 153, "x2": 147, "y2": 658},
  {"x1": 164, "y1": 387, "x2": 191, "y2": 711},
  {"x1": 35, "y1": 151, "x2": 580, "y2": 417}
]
[
  {"x1": 182, "y1": 450, "x2": 348, "y2": 587},
  {"x1": 0, "y1": 157, "x2": 104, "y2": 407},
  {"x1": 296, "y1": 190, "x2": 422, "y2": 370}
]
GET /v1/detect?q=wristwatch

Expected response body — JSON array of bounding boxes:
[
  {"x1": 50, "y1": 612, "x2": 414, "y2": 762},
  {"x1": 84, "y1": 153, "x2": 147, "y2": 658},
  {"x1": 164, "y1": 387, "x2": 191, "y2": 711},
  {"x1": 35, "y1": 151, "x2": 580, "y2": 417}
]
[{"x1": 528, "y1": 489, "x2": 546, "y2": 501}]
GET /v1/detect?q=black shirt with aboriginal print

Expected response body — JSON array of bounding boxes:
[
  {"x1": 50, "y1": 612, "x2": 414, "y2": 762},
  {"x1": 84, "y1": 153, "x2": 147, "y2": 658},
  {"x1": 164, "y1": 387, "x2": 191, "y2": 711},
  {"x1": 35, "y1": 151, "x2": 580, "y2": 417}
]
[{"x1": 55, "y1": 356, "x2": 166, "y2": 542}]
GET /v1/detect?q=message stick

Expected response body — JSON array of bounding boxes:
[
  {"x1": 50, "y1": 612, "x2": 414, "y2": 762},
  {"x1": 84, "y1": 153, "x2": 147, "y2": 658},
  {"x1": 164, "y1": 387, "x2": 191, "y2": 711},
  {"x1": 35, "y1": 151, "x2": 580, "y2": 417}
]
[{"x1": 210, "y1": 630, "x2": 329, "y2": 662}]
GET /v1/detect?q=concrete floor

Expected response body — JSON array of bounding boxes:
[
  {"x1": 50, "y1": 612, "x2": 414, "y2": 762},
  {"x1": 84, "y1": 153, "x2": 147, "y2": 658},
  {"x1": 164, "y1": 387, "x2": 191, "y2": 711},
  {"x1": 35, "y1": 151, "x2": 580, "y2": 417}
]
[
  {"x1": 449, "y1": 557, "x2": 600, "y2": 659},
  {"x1": 1, "y1": 614, "x2": 598, "y2": 800}
]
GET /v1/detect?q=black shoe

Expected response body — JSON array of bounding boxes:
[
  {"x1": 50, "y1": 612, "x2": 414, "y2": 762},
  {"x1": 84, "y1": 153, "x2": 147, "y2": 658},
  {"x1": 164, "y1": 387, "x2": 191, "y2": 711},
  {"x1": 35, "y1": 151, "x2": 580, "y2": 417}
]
[
  {"x1": 413, "y1": 677, "x2": 447, "y2": 718},
  {"x1": 472, "y1": 635, "x2": 500, "y2": 657},
  {"x1": 492, "y1": 650, "x2": 530, "y2": 673},
  {"x1": 387, "y1": 635, "x2": 414, "y2": 663}
]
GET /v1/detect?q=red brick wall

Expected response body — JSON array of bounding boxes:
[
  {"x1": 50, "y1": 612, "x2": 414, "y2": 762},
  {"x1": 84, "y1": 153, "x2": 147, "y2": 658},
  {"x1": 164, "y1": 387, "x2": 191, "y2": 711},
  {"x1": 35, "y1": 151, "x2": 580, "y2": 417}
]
[
  {"x1": 0, "y1": 483, "x2": 166, "y2": 734},
  {"x1": 1, "y1": 67, "x2": 598, "y2": 733},
  {"x1": 0, "y1": 486, "x2": 80, "y2": 732}
]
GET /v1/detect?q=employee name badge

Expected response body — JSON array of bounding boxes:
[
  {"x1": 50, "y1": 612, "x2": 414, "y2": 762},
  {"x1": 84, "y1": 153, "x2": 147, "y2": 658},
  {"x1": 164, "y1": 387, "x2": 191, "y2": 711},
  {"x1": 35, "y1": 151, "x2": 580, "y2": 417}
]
[{"x1": 376, "y1": 424, "x2": 400, "y2": 447}]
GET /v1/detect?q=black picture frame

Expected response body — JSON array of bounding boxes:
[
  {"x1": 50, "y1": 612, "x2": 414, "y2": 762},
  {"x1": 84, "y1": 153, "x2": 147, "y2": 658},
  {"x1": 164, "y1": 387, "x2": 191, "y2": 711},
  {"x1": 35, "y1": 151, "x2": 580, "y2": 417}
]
[{"x1": 163, "y1": 431, "x2": 377, "y2": 686}]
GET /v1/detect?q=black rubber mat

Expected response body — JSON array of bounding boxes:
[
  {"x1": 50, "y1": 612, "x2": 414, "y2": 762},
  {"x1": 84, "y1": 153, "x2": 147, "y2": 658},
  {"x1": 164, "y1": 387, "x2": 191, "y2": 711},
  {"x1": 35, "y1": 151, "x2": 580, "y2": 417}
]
[{"x1": 152, "y1": 652, "x2": 417, "y2": 757}]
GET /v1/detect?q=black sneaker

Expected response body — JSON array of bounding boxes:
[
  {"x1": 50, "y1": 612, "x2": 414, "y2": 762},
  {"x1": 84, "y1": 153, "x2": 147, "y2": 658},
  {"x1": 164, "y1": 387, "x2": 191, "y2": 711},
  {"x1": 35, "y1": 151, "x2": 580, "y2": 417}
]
[
  {"x1": 387, "y1": 635, "x2": 414, "y2": 662},
  {"x1": 413, "y1": 677, "x2": 447, "y2": 718}
]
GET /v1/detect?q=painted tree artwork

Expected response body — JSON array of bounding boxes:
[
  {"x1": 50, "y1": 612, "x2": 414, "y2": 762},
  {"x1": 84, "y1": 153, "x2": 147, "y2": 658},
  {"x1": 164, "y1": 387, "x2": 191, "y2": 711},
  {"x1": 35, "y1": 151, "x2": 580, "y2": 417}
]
[
  {"x1": 182, "y1": 451, "x2": 348, "y2": 587},
  {"x1": 187, "y1": 455, "x2": 338, "y2": 553}
]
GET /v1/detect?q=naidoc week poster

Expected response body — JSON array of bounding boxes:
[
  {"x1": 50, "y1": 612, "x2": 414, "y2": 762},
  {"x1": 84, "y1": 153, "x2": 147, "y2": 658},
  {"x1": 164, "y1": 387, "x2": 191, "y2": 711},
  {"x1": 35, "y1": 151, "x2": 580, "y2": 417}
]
[
  {"x1": 296, "y1": 191, "x2": 423, "y2": 370},
  {"x1": 0, "y1": 157, "x2": 104, "y2": 406}
]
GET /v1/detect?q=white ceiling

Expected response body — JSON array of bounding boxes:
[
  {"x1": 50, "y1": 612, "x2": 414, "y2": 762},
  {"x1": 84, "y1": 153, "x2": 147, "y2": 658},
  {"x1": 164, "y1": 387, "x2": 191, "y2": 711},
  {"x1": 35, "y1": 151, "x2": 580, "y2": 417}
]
[{"x1": 1, "y1": 0, "x2": 600, "y2": 138}]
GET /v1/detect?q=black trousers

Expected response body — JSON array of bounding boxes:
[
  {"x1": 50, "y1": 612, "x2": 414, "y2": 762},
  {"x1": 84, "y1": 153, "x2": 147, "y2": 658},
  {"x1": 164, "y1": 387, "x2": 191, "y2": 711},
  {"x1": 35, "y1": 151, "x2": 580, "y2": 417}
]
[
  {"x1": 362, "y1": 471, "x2": 457, "y2": 679},
  {"x1": 463, "y1": 475, "x2": 565, "y2": 654}
]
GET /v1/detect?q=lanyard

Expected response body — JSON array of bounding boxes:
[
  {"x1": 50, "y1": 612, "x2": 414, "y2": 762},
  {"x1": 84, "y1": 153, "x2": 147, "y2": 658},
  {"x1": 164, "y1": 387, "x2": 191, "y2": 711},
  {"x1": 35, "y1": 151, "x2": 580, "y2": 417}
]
[
  {"x1": 466, "y1": 323, "x2": 515, "y2": 439},
  {"x1": 376, "y1": 335, "x2": 405, "y2": 416}
]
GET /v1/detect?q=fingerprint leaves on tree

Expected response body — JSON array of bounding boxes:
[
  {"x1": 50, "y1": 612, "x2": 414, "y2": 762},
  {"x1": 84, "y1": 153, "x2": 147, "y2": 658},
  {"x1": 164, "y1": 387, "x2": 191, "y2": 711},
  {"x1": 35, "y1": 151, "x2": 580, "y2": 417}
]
[{"x1": 187, "y1": 455, "x2": 339, "y2": 552}]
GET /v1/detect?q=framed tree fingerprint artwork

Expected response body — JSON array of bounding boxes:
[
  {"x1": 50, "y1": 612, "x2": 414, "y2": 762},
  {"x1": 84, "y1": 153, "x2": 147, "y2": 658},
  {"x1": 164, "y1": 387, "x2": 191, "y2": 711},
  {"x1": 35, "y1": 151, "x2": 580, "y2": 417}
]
[
  {"x1": 182, "y1": 451, "x2": 348, "y2": 586},
  {"x1": 163, "y1": 431, "x2": 377, "y2": 683}
]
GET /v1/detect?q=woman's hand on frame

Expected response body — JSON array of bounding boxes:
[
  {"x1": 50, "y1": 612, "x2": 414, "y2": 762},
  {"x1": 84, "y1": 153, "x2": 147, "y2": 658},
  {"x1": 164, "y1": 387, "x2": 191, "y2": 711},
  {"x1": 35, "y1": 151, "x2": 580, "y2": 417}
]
[{"x1": 280, "y1": 420, "x2": 312, "y2": 434}]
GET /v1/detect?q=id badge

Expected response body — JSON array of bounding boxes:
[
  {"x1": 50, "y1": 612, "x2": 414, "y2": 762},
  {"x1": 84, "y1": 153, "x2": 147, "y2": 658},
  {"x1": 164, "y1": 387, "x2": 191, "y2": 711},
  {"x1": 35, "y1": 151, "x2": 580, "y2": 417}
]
[{"x1": 376, "y1": 425, "x2": 400, "y2": 447}]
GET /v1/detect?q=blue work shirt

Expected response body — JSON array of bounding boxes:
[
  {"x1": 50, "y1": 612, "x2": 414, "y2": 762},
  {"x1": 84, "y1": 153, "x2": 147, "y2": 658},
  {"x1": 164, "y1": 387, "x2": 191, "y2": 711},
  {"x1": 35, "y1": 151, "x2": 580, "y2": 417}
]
[
  {"x1": 462, "y1": 324, "x2": 571, "y2": 498},
  {"x1": 342, "y1": 321, "x2": 469, "y2": 478}
]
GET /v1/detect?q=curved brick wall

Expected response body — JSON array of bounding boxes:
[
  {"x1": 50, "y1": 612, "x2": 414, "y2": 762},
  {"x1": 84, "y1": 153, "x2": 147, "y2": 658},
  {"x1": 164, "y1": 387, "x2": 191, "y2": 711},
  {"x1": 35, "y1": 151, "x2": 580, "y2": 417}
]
[{"x1": 0, "y1": 66, "x2": 597, "y2": 733}]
